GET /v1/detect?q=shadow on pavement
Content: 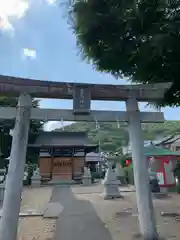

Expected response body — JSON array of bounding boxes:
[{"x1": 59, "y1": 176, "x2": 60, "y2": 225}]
[{"x1": 51, "y1": 186, "x2": 113, "y2": 240}]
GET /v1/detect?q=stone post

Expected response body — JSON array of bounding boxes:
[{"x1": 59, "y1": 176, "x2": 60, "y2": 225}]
[
  {"x1": 82, "y1": 167, "x2": 92, "y2": 185},
  {"x1": 98, "y1": 162, "x2": 102, "y2": 178},
  {"x1": 31, "y1": 167, "x2": 41, "y2": 187},
  {"x1": 101, "y1": 156, "x2": 122, "y2": 199},
  {"x1": 0, "y1": 93, "x2": 32, "y2": 240},
  {"x1": 126, "y1": 98, "x2": 158, "y2": 239}
]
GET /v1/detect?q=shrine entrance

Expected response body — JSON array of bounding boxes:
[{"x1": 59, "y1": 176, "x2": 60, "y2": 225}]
[{"x1": 0, "y1": 75, "x2": 171, "y2": 240}]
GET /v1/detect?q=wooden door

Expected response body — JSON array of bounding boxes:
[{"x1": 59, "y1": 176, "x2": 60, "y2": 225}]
[{"x1": 52, "y1": 157, "x2": 72, "y2": 181}]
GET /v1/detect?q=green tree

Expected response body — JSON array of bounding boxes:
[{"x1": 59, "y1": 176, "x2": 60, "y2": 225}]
[
  {"x1": 69, "y1": 0, "x2": 180, "y2": 106},
  {"x1": 0, "y1": 97, "x2": 44, "y2": 167}
]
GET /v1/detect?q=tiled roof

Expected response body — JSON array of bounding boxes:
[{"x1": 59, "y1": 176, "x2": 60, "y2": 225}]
[
  {"x1": 31, "y1": 131, "x2": 90, "y2": 147},
  {"x1": 39, "y1": 152, "x2": 51, "y2": 157}
]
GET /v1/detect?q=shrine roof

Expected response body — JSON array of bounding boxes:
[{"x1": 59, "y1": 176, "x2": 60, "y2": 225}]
[
  {"x1": 145, "y1": 145, "x2": 180, "y2": 157},
  {"x1": 28, "y1": 131, "x2": 94, "y2": 148},
  {"x1": 0, "y1": 75, "x2": 171, "y2": 101},
  {"x1": 127, "y1": 145, "x2": 180, "y2": 157}
]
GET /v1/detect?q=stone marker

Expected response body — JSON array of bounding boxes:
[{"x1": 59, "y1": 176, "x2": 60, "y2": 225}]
[
  {"x1": 31, "y1": 167, "x2": 41, "y2": 187},
  {"x1": 82, "y1": 167, "x2": 92, "y2": 186},
  {"x1": 101, "y1": 157, "x2": 123, "y2": 199}
]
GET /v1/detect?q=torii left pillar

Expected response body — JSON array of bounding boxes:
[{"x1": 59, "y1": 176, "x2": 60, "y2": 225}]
[{"x1": 0, "y1": 93, "x2": 32, "y2": 240}]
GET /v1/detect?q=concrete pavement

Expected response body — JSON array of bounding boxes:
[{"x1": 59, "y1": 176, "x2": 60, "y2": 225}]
[{"x1": 51, "y1": 186, "x2": 113, "y2": 240}]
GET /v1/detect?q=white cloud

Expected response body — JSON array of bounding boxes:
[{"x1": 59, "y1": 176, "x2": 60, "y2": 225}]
[
  {"x1": 0, "y1": 0, "x2": 29, "y2": 31},
  {"x1": 46, "y1": 0, "x2": 56, "y2": 4},
  {"x1": 44, "y1": 121, "x2": 73, "y2": 132},
  {"x1": 22, "y1": 48, "x2": 36, "y2": 59}
]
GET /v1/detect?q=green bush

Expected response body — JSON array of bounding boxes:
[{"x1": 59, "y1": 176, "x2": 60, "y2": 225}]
[{"x1": 23, "y1": 163, "x2": 38, "y2": 186}]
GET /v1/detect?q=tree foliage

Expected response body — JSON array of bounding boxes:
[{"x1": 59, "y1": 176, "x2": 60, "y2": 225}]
[
  {"x1": 0, "y1": 97, "x2": 44, "y2": 166},
  {"x1": 69, "y1": 0, "x2": 180, "y2": 106},
  {"x1": 55, "y1": 120, "x2": 180, "y2": 152}
]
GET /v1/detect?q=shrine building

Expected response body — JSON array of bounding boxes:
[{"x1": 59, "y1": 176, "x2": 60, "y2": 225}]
[{"x1": 28, "y1": 131, "x2": 99, "y2": 183}]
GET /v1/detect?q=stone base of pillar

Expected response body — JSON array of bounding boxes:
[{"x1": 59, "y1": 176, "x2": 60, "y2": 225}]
[
  {"x1": 117, "y1": 176, "x2": 127, "y2": 185},
  {"x1": 82, "y1": 177, "x2": 92, "y2": 186},
  {"x1": 101, "y1": 174, "x2": 123, "y2": 199},
  {"x1": 31, "y1": 177, "x2": 41, "y2": 187},
  {"x1": 101, "y1": 183, "x2": 123, "y2": 199},
  {"x1": 115, "y1": 177, "x2": 121, "y2": 185}
]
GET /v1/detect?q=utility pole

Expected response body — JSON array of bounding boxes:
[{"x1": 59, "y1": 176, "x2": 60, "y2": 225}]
[
  {"x1": 126, "y1": 98, "x2": 158, "y2": 240},
  {"x1": 0, "y1": 93, "x2": 32, "y2": 240}
]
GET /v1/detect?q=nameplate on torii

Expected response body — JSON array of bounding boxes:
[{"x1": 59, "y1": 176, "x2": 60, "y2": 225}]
[{"x1": 73, "y1": 85, "x2": 91, "y2": 115}]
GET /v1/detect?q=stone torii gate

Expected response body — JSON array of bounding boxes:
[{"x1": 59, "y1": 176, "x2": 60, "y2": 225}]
[{"x1": 0, "y1": 75, "x2": 171, "y2": 240}]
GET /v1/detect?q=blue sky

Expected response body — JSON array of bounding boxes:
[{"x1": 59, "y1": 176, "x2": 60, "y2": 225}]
[{"x1": 1, "y1": 0, "x2": 180, "y2": 131}]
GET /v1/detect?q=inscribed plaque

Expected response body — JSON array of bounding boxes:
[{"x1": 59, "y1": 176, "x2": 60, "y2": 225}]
[{"x1": 73, "y1": 85, "x2": 91, "y2": 114}]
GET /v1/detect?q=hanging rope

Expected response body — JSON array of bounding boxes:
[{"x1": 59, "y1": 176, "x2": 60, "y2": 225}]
[
  {"x1": 116, "y1": 118, "x2": 120, "y2": 128},
  {"x1": 95, "y1": 120, "x2": 100, "y2": 129},
  {"x1": 98, "y1": 140, "x2": 101, "y2": 151}
]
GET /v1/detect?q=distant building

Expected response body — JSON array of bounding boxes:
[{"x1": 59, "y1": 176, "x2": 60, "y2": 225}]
[
  {"x1": 154, "y1": 135, "x2": 180, "y2": 152},
  {"x1": 122, "y1": 140, "x2": 152, "y2": 155},
  {"x1": 123, "y1": 135, "x2": 180, "y2": 154},
  {"x1": 125, "y1": 145, "x2": 180, "y2": 188}
]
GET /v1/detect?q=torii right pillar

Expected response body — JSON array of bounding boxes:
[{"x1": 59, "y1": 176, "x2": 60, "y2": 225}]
[{"x1": 126, "y1": 98, "x2": 158, "y2": 240}]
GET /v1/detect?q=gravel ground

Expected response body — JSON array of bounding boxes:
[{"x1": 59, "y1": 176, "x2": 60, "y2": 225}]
[
  {"x1": 16, "y1": 185, "x2": 180, "y2": 240},
  {"x1": 17, "y1": 187, "x2": 56, "y2": 240},
  {"x1": 73, "y1": 185, "x2": 180, "y2": 240}
]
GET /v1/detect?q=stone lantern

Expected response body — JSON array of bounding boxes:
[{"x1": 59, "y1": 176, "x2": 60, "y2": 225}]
[{"x1": 101, "y1": 156, "x2": 123, "y2": 199}]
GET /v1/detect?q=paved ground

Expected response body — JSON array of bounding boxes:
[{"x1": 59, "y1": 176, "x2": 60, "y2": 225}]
[
  {"x1": 51, "y1": 186, "x2": 113, "y2": 240},
  {"x1": 17, "y1": 187, "x2": 56, "y2": 240},
  {"x1": 51, "y1": 185, "x2": 180, "y2": 240},
  {"x1": 71, "y1": 183, "x2": 135, "y2": 194}
]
